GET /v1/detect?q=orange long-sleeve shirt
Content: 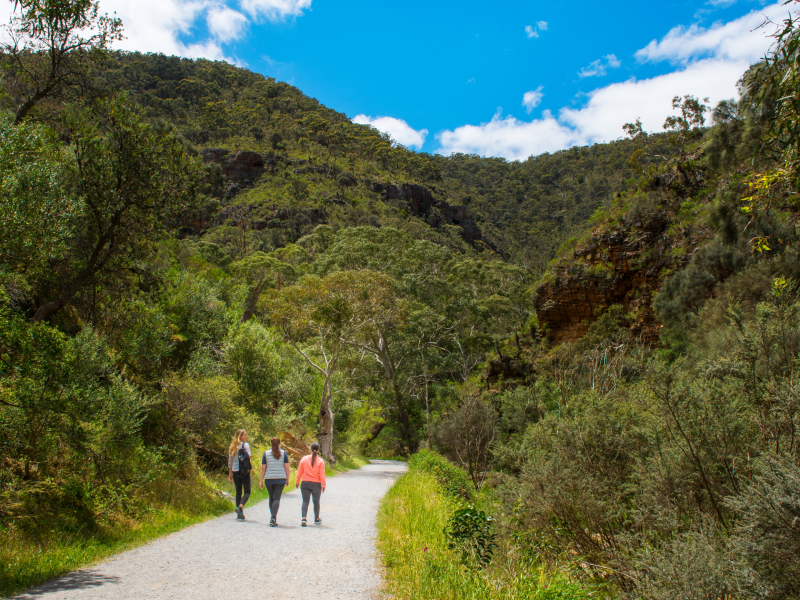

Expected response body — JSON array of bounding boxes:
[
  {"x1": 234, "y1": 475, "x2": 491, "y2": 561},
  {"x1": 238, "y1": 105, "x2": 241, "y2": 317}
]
[{"x1": 296, "y1": 454, "x2": 327, "y2": 488}]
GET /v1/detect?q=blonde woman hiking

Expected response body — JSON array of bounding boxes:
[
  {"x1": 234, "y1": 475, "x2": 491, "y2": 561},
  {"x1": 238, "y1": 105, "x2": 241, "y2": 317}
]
[
  {"x1": 295, "y1": 442, "x2": 326, "y2": 527},
  {"x1": 259, "y1": 437, "x2": 291, "y2": 527},
  {"x1": 227, "y1": 429, "x2": 252, "y2": 520}
]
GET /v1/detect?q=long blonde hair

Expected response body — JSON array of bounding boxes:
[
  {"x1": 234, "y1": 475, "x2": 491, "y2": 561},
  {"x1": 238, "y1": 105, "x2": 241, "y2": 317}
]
[{"x1": 229, "y1": 429, "x2": 247, "y2": 456}]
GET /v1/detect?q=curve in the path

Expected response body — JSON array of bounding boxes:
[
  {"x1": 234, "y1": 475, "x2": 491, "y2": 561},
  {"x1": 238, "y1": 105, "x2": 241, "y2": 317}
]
[{"x1": 13, "y1": 460, "x2": 407, "y2": 600}]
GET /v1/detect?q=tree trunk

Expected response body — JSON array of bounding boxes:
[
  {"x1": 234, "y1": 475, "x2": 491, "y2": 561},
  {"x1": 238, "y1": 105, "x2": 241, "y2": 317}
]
[
  {"x1": 318, "y1": 375, "x2": 335, "y2": 462},
  {"x1": 241, "y1": 281, "x2": 265, "y2": 322},
  {"x1": 363, "y1": 422, "x2": 386, "y2": 447}
]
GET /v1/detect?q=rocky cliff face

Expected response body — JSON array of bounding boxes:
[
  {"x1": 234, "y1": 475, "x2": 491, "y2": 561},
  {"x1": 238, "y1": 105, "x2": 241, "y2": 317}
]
[
  {"x1": 201, "y1": 148, "x2": 267, "y2": 197},
  {"x1": 371, "y1": 182, "x2": 500, "y2": 254},
  {"x1": 534, "y1": 197, "x2": 703, "y2": 345},
  {"x1": 199, "y1": 147, "x2": 497, "y2": 253}
]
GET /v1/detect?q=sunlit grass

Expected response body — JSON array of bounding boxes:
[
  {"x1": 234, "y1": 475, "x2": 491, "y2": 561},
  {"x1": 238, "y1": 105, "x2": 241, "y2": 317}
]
[
  {"x1": 0, "y1": 493, "x2": 228, "y2": 597},
  {"x1": 378, "y1": 468, "x2": 605, "y2": 600}
]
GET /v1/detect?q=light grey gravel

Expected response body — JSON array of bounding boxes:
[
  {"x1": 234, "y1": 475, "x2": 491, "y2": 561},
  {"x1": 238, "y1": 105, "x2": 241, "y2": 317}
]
[{"x1": 12, "y1": 460, "x2": 407, "y2": 600}]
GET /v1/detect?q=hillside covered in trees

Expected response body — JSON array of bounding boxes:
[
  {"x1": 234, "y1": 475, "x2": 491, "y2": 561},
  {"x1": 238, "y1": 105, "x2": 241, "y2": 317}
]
[{"x1": 2, "y1": 0, "x2": 799, "y2": 597}]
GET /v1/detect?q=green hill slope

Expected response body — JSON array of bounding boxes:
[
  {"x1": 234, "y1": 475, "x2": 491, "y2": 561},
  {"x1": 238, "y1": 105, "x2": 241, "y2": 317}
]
[{"x1": 93, "y1": 52, "x2": 673, "y2": 269}]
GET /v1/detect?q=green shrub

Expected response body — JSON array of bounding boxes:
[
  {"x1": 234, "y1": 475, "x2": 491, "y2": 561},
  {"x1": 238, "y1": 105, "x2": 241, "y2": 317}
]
[
  {"x1": 628, "y1": 529, "x2": 736, "y2": 600},
  {"x1": 408, "y1": 449, "x2": 474, "y2": 500},
  {"x1": 727, "y1": 455, "x2": 800, "y2": 600},
  {"x1": 444, "y1": 506, "x2": 497, "y2": 567},
  {"x1": 432, "y1": 395, "x2": 497, "y2": 487}
]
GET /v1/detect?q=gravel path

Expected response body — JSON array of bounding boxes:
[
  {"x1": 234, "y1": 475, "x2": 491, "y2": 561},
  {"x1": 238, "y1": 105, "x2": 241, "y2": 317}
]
[{"x1": 13, "y1": 460, "x2": 407, "y2": 600}]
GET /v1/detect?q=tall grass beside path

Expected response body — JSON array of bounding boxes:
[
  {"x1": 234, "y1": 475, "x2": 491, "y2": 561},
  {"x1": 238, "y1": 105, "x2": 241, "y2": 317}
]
[{"x1": 378, "y1": 452, "x2": 603, "y2": 600}]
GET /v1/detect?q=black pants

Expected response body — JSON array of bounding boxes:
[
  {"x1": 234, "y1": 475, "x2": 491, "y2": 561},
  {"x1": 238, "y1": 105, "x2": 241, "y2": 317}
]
[
  {"x1": 300, "y1": 481, "x2": 322, "y2": 520},
  {"x1": 266, "y1": 479, "x2": 286, "y2": 518},
  {"x1": 233, "y1": 471, "x2": 251, "y2": 508}
]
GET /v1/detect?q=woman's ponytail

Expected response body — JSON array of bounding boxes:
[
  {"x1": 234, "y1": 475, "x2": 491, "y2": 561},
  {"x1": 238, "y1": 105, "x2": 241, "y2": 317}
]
[
  {"x1": 310, "y1": 442, "x2": 320, "y2": 467},
  {"x1": 271, "y1": 437, "x2": 281, "y2": 460}
]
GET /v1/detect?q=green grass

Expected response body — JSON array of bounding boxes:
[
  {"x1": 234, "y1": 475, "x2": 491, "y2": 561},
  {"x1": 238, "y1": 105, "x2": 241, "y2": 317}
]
[
  {"x1": 1, "y1": 454, "x2": 367, "y2": 598},
  {"x1": 0, "y1": 477, "x2": 230, "y2": 598},
  {"x1": 378, "y1": 466, "x2": 603, "y2": 600}
]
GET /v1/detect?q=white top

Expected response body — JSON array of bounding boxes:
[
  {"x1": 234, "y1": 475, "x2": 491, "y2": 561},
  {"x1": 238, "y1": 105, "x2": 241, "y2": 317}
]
[{"x1": 262, "y1": 448, "x2": 289, "y2": 480}]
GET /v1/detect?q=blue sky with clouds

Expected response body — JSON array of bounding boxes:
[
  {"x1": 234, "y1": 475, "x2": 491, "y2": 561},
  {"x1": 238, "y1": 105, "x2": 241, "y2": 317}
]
[{"x1": 5, "y1": 0, "x2": 791, "y2": 159}]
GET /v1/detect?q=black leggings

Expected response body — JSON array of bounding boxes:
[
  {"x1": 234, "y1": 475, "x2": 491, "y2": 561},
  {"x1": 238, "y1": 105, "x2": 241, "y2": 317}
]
[
  {"x1": 266, "y1": 479, "x2": 285, "y2": 518},
  {"x1": 300, "y1": 481, "x2": 322, "y2": 520},
  {"x1": 233, "y1": 471, "x2": 251, "y2": 508}
]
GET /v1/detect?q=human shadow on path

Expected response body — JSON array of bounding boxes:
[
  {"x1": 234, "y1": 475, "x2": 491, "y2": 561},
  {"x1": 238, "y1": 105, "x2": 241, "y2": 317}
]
[{"x1": 14, "y1": 570, "x2": 121, "y2": 599}]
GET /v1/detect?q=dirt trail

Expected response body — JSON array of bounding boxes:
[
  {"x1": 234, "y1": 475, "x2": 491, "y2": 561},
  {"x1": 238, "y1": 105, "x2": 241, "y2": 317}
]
[{"x1": 13, "y1": 460, "x2": 407, "y2": 600}]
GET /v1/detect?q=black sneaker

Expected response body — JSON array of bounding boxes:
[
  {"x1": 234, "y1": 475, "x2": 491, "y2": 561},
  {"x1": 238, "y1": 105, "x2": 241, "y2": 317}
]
[
  {"x1": 236, "y1": 507, "x2": 245, "y2": 520},
  {"x1": 314, "y1": 518, "x2": 322, "y2": 526},
  {"x1": 301, "y1": 518, "x2": 307, "y2": 527},
  {"x1": 269, "y1": 518, "x2": 277, "y2": 527}
]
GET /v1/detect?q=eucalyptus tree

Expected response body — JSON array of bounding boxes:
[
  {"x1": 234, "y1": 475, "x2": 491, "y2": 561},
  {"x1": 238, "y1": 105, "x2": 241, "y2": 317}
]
[
  {"x1": 32, "y1": 99, "x2": 199, "y2": 322},
  {"x1": 267, "y1": 272, "x2": 360, "y2": 460},
  {"x1": 0, "y1": 115, "x2": 76, "y2": 286},
  {"x1": 2, "y1": 0, "x2": 123, "y2": 123},
  {"x1": 231, "y1": 252, "x2": 297, "y2": 321}
]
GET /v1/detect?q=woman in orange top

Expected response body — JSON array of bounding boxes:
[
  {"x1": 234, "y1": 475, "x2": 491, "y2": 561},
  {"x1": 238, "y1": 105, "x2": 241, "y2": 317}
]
[{"x1": 295, "y1": 442, "x2": 326, "y2": 526}]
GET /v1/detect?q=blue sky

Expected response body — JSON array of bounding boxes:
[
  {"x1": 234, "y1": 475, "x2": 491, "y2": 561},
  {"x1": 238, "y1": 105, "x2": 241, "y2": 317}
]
[{"x1": 10, "y1": 0, "x2": 790, "y2": 159}]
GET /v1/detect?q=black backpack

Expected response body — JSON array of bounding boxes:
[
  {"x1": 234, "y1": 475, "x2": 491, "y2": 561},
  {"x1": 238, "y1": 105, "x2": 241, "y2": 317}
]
[{"x1": 237, "y1": 444, "x2": 251, "y2": 475}]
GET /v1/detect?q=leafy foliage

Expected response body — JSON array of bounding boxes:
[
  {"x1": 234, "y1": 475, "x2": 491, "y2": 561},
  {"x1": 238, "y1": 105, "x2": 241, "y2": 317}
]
[
  {"x1": 444, "y1": 506, "x2": 497, "y2": 568},
  {"x1": 1, "y1": 0, "x2": 123, "y2": 123},
  {"x1": 408, "y1": 449, "x2": 475, "y2": 501}
]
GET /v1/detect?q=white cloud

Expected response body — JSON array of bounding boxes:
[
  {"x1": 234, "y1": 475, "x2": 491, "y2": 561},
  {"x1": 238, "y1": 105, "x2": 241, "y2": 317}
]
[
  {"x1": 208, "y1": 5, "x2": 248, "y2": 42},
  {"x1": 240, "y1": 0, "x2": 312, "y2": 20},
  {"x1": 636, "y1": 2, "x2": 793, "y2": 64},
  {"x1": 100, "y1": 0, "x2": 230, "y2": 60},
  {"x1": 578, "y1": 54, "x2": 621, "y2": 78},
  {"x1": 524, "y1": 21, "x2": 548, "y2": 39},
  {"x1": 437, "y1": 2, "x2": 789, "y2": 161},
  {"x1": 352, "y1": 114, "x2": 429, "y2": 149},
  {"x1": 561, "y1": 57, "x2": 747, "y2": 142},
  {"x1": 0, "y1": 3, "x2": 13, "y2": 25},
  {"x1": 438, "y1": 111, "x2": 584, "y2": 161},
  {"x1": 2, "y1": 1, "x2": 227, "y2": 58},
  {"x1": 97, "y1": 0, "x2": 312, "y2": 61},
  {"x1": 522, "y1": 87, "x2": 544, "y2": 112}
]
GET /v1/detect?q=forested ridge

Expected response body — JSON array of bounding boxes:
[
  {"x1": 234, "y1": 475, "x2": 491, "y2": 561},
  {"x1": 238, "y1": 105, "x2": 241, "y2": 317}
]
[{"x1": 2, "y1": 0, "x2": 800, "y2": 598}]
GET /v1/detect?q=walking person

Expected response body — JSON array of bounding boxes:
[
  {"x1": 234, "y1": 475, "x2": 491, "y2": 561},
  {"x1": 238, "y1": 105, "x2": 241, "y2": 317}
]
[
  {"x1": 295, "y1": 442, "x2": 326, "y2": 527},
  {"x1": 227, "y1": 429, "x2": 252, "y2": 520},
  {"x1": 259, "y1": 437, "x2": 291, "y2": 527}
]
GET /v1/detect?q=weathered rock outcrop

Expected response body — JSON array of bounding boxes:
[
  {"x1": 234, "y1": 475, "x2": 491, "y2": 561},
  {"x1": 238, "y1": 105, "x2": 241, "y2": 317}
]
[
  {"x1": 201, "y1": 148, "x2": 267, "y2": 196},
  {"x1": 534, "y1": 206, "x2": 698, "y2": 345},
  {"x1": 371, "y1": 182, "x2": 500, "y2": 254}
]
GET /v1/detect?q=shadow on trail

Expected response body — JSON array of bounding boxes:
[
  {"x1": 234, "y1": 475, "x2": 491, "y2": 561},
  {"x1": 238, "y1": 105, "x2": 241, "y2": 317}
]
[{"x1": 15, "y1": 570, "x2": 121, "y2": 598}]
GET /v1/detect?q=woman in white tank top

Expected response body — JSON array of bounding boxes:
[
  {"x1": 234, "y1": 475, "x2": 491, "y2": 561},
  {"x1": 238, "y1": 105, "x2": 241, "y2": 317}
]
[{"x1": 259, "y1": 437, "x2": 291, "y2": 527}]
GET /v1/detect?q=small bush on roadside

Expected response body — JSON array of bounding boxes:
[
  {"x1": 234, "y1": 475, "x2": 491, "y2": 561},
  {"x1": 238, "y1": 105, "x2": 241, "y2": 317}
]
[
  {"x1": 432, "y1": 394, "x2": 497, "y2": 487},
  {"x1": 408, "y1": 449, "x2": 474, "y2": 500},
  {"x1": 444, "y1": 506, "x2": 497, "y2": 567}
]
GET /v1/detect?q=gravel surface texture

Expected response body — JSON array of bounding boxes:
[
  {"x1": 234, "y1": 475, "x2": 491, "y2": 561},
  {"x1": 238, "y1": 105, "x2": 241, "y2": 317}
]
[{"x1": 13, "y1": 460, "x2": 407, "y2": 600}]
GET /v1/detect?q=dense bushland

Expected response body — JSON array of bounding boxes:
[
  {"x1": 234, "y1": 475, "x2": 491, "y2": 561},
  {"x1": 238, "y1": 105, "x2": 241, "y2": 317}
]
[
  {"x1": 2, "y1": 0, "x2": 800, "y2": 597},
  {"x1": 424, "y1": 6, "x2": 800, "y2": 599}
]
